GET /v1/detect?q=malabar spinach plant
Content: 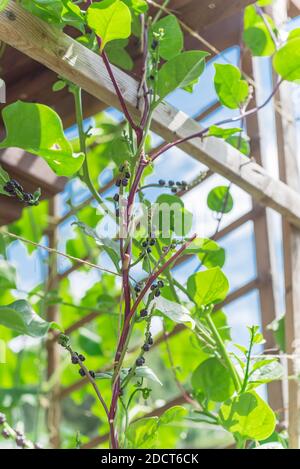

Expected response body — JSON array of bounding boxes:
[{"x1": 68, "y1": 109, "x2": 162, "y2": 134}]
[{"x1": 0, "y1": 0, "x2": 298, "y2": 449}]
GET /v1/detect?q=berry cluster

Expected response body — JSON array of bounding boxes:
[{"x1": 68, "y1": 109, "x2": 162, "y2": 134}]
[
  {"x1": 135, "y1": 333, "x2": 154, "y2": 367},
  {"x1": 150, "y1": 279, "x2": 164, "y2": 297},
  {"x1": 141, "y1": 236, "x2": 156, "y2": 254},
  {"x1": 58, "y1": 334, "x2": 96, "y2": 381},
  {"x1": 0, "y1": 412, "x2": 39, "y2": 449},
  {"x1": 115, "y1": 163, "x2": 131, "y2": 189},
  {"x1": 158, "y1": 179, "x2": 188, "y2": 194},
  {"x1": 4, "y1": 179, "x2": 40, "y2": 206}
]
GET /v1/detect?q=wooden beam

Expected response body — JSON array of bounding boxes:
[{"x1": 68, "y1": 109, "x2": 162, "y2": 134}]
[
  {"x1": 271, "y1": 0, "x2": 300, "y2": 448},
  {"x1": 1, "y1": 3, "x2": 300, "y2": 228},
  {"x1": 243, "y1": 50, "x2": 283, "y2": 416}
]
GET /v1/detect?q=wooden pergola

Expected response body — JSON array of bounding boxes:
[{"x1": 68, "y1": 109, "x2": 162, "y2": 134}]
[{"x1": 1, "y1": 0, "x2": 300, "y2": 448}]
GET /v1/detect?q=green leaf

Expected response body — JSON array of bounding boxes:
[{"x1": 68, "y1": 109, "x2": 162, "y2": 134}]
[
  {"x1": 214, "y1": 64, "x2": 249, "y2": 109},
  {"x1": 159, "y1": 406, "x2": 187, "y2": 425},
  {"x1": 0, "y1": 300, "x2": 58, "y2": 337},
  {"x1": 267, "y1": 315, "x2": 285, "y2": 352},
  {"x1": 157, "y1": 51, "x2": 209, "y2": 99},
  {"x1": 208, "y1": 125, "x2": 242, "y2": 138},
  {"x1": 106, "y1": 39, "x2": 133, "y2": 70},
  {"x1": 86, "y1": 0, "x2": 132, "y2": 51},
  {"x1": 243, "y1": 5, "x2": 276, "y2": 56},
  {"x1": 126, "y1": 417, "x2": 159, "y2": 448},
  {"x1": 226, "y1": 135, "x2": 250, "y2": 156},
  {"x1": 150, "y1": 295, "x2": 195, "y2": 329},
  {"x1": 249, "y1": 360, "x2": 283, "y2": 386},
  {"x1": 257, "y1": 0, "x2": 274, "y2": 5},
  {"x1": 273, "y1": 38, "x2": 300, "y2": 83},
  {"x1": 96, "y1": 366, "x2": 162, "y2": 385},
  {"x1": 0, "y1": 164, "x2": 10, "y2": 196},
  {"x1": 207, "y1": 185, "x2": 233, "y2": 213},
  {"x1": 192, "y1": 358, "x2": 235, "y2": 402},
  {"x1": 212, "y1": 310, "x2": 231, "y2": 341},
  {"x1": 21, "y1": 0, "x2": 85, "y2": 31},
  {"x1": 151, "y1": 15, "x2": 183, "y2": 60},
  {"x1": 154, "y1": 194, "x2": 193, "y2": 237},
  {"x1": 0, "y1": 1, "x2": 9, "y2": 12},
  {"x1": 219, "y1": 391, "x2": 276, "y2": 441},
  {"x1": 123, "y1": 0, "x2": 148, "y2": 15},
  {"x1": 0, "y1": 260, "x2": 16, "y2": 290},
  {"x1": 288, "y1": 28, "x2": 300, "y2": 41},
  {"x1": 187, "y1": 267, "x2": 229, "y2": 307},
  {"x1": 0, "y1": 101, "x2": 84, "y2": 177},
  {"x1": 78, "y1": 328, "x2": 102, "y2": 356}
]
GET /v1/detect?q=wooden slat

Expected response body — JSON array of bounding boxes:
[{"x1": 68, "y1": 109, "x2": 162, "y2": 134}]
[
  {"x1": 243, "y1": 51, "x2": 283, "y2": 415},
  {"x1": 1, "y1": 2, "x2": 300, "y2": 228},
  {"x1": 271, "y1": 0, "x2": 300, "y2": 448}
]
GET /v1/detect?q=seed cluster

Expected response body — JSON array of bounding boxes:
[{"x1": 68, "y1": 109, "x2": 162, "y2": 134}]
[
  {"x1": 150, "y1": 278, "x2": 164, "y2": 297},
  {"x1": 4, "y1": 179, "x2": 40, "y2": 206},
  {"x1": 115, "y1": 163, "x2": 131, "y2": 189},
  {"x1": 58, "y1": 334, "x2": 96, "y2": 381},
  {"x1": 158, "y1": 179, "x2": 188, "y2": 193},
  {"x1": 0, "y1": 412, "x2": 39, "y2": 449}
]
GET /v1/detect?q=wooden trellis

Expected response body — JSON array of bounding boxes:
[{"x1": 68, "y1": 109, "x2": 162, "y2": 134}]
[{"x1": 0, "y1": 0, "x2": 300, "y2": 448}]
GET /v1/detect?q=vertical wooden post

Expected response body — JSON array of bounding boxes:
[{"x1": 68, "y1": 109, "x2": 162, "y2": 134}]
[
  {"x1": 46, "y1": 196, "x2": 61, "y2": 448},
  {"x1": 270, "y1": 0, "x2": 300, "y2": 448},
  {"x1": 242, "y1": 51, "x2": 284, "y2": 416}
]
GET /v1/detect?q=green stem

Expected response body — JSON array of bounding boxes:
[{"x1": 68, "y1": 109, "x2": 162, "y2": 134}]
[
  {"x1": 206, "y1": 313, "x2": 242, "y2": 392},
  {"x1": 72, "y1": 86, "x2": 114, "y2": 217}
]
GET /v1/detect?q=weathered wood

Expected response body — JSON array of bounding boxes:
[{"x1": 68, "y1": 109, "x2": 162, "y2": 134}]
[
  {"x1": 1, "y1": 2, "x2": 300, "y2": 228},
  {"x1": 243, "y1": 51, "x2": 283, "y2": 416},
  {"x1": 270, "y1": 0, "x2": 300, "y2": 448}
]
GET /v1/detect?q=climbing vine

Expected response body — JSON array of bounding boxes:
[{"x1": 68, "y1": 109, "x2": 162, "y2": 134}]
[{"x1": 0, "y1": 0, "x2": 298, "y2": 450}]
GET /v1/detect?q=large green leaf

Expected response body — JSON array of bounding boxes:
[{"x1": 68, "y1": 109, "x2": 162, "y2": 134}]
[
  {"x1": 154, "y1": 194, "x2": 193, "y2": 237},
  {"x1": 187, "y1": 267, "x2": 229, "y2": 307},
  {"x1": 150, "y1": 295, "x2": 195, "y2": 329},
  {"x1": 273, "y1": 38, "x2": 300, "y2": 83},
  {"x1": 214, "y1": 64, "x2": 249, "y2": 109},
  {"x1": 106, "y1": 39, "x2": 133, "y2": 71},
  {"x1": 86, "y1": 0, "x2": 132, "y2": 51},
  {"x1": 157, "y1": 51, "x2": 209, "y2": 99},
  {"x1": 151, "y1": 14, "x2": 183, "y2": 60},
  {"x1": 219, "y1": 391, "x2": 276, "y2": 441},
  {"x1": 192, "y1": 357, "x2": 235, "y2": 402},
  {"x1": 0, "y1": 101, "x2": 84, "y2": 177},
  {"x1": 0, "y1": 260, "x2": 16, "y2": 290},
  {"x1": 0, "y1": 300, "x2": 58, "y2": 337},
  {"x1": 78, "y1": 328, "x2": 102, "y2": 356},
  {"x1": 243, "y1": 5, "x2": 276, "y2": 56},
  {"x1": 126, "y1": 417, "x2": 159, "y2": 448},
  {"x1": 207, "y1": 186, "x2": 233, "y2": 213},
  {"x1": 21, "y1": 0, "x2": 84, "y2": 31}
]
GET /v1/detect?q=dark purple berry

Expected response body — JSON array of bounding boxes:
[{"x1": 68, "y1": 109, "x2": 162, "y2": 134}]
[
  {"x1": 71, "y1": 354, "x2": 79, "y2": 365},
  {"x1": 171, "y1": 188, "x2": 177, "y2": 193},
  {"x1": 149, "y1": 75, "x2": 155, "y2": 81},
  {"x1": 142, "y1": 343, "x2": 150, "y2": 352},
  {"x1": 2, "y1": 429, "x2": 10, "y2": 439},
  {"x1": 89, "y1": 370, "x2": 96, "y2": 379},
  {"x1": 157, "y1": 280, "x2": 164, "y2": 288},
  {"x1": 146, "y1": 247, "x2": 152, "y2": 254},
  {"x1": 158, "y1": 179, "x2": 165, "y2": 186},
  {"x1": 150, "y1": 283, "x2": 157, "y2": 291},
  {"x1": 149, "y1": 238, "x2": 156, "y2": 246},
  {"x1": 116, "y1": 208, "x2": 120, "y2": 218},
  {"x1": 168, "y1": 180, "x2": 175, "y2": 186},
  {"x1": 113, "y1": 193, "x2": 119, "y2": 202},
  {"x1": 122, "y1": 178, "x2": 128, "y2": 187},
  {"x1": 78, "y1": 354, "x2": 86, "y2": 362},
  {"x1": 16, "y1": 435, "x2": 26, "y2": 448},
  {"x1": 136, "y1": 357, "x2": 145, "y2": 367},
  {"x1": 162, "y1": 246, "x2": 169, "y2": 253},
  {"x1": 147, "y1": 336, "x2": 154, "y2": 346},
  {"x1": 140, "y1": 309, "x2": 148, "y2": 318},
  {"x1": 171, "y1": 243, "x2": 177, "y2": 249},
  {"x1": 151, "y1": 39, "x2": 158, "y2": 50},
  {"x1": 119, "y1": 164, "x2": 125, "y2": 172},
  {"x1": 125, "y1": 171, "x2": 131, "y2": 179},
  {"x1": 79, "y1": 368, "x2": 86, "y2": 377},
  {"x1": 154, "y1": 290, "x2": 161, "y2": 297},
  {"x1": 142, "y1": 241, "x2": 148, "y2": 248},
  {"x1": 116, "y1": 179, "x2": 121, "y2": 187}
]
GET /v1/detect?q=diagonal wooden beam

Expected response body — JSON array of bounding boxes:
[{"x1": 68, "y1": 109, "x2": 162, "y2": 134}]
[{"x1": 1, "y1": 3, "x2": 300, "y2": 228}]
